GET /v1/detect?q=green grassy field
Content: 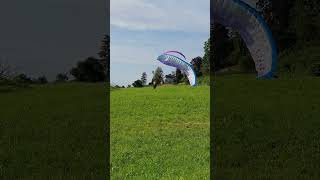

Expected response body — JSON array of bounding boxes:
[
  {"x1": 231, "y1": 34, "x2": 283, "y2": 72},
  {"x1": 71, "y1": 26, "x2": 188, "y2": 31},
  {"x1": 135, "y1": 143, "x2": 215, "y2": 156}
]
[
  {"x1": 111, "y1": 85, "x2": 210, "y2": 179},
  {"x1": 213, "y1": 74, "x2": 320, "y2": 179},
  {"x1": 0, "y1": 83, "x2": 108, "y2": 179},
  {"x1": 2, "y1": 74, "x2": 320, "y2": 179}
]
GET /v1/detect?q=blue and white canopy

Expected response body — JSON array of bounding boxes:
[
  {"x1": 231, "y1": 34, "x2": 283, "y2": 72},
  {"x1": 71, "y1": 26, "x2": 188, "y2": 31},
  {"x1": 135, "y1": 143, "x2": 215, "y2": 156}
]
[
  {"x1": 212, "y1": 0, "x2": 277, "y2": 78},
  {"x1": 157, "y1": 51, "x2": 197, "y2": 86}
]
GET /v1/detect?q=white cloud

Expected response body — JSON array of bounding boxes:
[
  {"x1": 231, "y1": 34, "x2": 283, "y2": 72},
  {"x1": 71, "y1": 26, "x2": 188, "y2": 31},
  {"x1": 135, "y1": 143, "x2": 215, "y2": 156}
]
[{"x1": 110, "y1": 0, "x2": 209, "y2": 32}]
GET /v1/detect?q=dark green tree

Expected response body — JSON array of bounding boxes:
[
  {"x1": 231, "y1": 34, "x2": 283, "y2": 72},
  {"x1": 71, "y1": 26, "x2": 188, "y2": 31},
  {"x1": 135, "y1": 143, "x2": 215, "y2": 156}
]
[
  {"x1": 213, "y1": 24, "x2": 230, "y2": 70},
  {"x1": 98, "y1": 35, "x2": 110, "y2": 81},
  {"x1": 56, "y1": 73, "x2": 69, "y2": 82},
  {"x1": 289, "y1": 0, "x2": 320, "y2": 44},
  {"x1": 202, "y1": 39, "x2": 211, "y2": 74},
  {"x1": 132, "y1": 79, "x2": 143, "y2": 88},
  {"x1": 152, "y1": 67, "x2": 164, "y2": 89},
  {"x1": 0, "y1": 60, "x2": 12, "y2": 80},
  {"x1": 37, "y1": 76, "x2": 48, "y2": 84},
  {"x1": 141, "y1": 72, "x2": 147, "y2": 85},
  {"x1": 191, "y1": 56, "x2": 203, "y2": 76},
  {"x1": 175, "y1": 69, "x2": 183, "y2": 84},
  {"x1": 70, "y1": 57, "x2": 106, "y2": 82},
  {"x1": 181, "y1": 74, "x2": 190, "y2": 85},
  {"x1": 14, "y1": 74, "x2": 32, "y2": 84}
]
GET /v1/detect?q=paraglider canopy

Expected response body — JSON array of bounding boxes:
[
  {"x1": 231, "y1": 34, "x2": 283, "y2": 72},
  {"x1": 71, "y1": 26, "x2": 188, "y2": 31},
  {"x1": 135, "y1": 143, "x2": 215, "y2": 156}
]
[
  {"x1": 212, "y1": 0, "x2": 277, "y2": 79},
  {"x1": 157, "y1": 51, "x2": 197, "y2": 86}
]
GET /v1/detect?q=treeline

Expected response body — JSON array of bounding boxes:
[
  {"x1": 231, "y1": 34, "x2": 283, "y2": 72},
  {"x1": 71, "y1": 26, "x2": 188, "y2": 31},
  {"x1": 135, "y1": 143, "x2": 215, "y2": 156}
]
[
  {"x1": 0, "y1": 61, "x2": 50, "y2": 87},
  {"x1": 211, "y1": 0, "x2": 320, "y2": 76},
  {"x1": 0, "y1": 35, "x2": 110, "y2": 87},
  {"x1": 68, "y1": 34, "x2": 109, "y2": 82},
  {"x1": 130, "y1": 55, "x2": 209, "y2": 88}
]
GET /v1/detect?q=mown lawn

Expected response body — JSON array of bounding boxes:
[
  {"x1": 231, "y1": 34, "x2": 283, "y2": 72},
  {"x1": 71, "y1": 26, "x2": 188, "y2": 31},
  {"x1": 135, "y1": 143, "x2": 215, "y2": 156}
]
[
  {"x1": 213, "y1": 74, "x2": 320, "y2": 179},
  {"x1": 2, "y1": 74, "x2": 320, "y2": 179},
  {"x1": 111, "y1": 85, "x2": 210, "y2": 179},
  {"x1": 0, "y1": 83, "x2": 108, "y2": 179}
]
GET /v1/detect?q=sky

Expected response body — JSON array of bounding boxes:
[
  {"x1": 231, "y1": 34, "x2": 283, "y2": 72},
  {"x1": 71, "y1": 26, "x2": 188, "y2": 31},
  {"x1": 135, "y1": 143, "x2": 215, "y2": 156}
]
[
  {"x1": 111, "y1": 0, "x2": 210, "y2": 86},
  {"x1": 0, "y1": 0, "x2": 107, "y2": 81}
]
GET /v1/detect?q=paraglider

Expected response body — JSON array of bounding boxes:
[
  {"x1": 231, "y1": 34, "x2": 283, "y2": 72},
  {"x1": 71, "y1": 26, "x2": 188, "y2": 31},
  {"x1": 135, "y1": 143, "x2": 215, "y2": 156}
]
[
  {"x1": 212, "y1": 0, "x2": 277, "y2": 79},
  {"x1": 157, "y1": 51, "x2": 197, "y2": 86}
]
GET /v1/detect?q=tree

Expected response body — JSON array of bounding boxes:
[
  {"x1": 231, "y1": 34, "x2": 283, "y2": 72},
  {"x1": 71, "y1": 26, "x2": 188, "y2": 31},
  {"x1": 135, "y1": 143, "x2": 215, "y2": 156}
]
[
  {"x1": 256, "y1": 0, "x2": 273, "y2": 20},
  {"x1": 239, "y1": 55, "x2": 256, "y2": 72},
  {"x1": 311, "y1": 62, "x2": 320, "y2": 76},
  {"x1": 56, "y1": 73, "x2": 69, "y2": 82},
  {"x1": 141, "y1": 72, "x2": 147, "y2": 85},
  {"x1": 256, "y1": 0, "x2": 297, "y2": 51},
  {"x1": 70, "y1": 57, "x2": 106, "y2": 82},
  {"x1": 152, "y1": 67, "x2": 164, "y2": 89},
  {"x1": 212, "y1": 23, "x2": 230, "y2": 71},
  {"x1": 175, "y1": 69, "x2": 183, "y2": 84},
  {"x1": 132, "y1": 79, "x2": 143, "y2": 88},
  {"x1": 181, "y1": 74, "x2": 190, "y2": 85},
  {"x1": 289, "y1": 0, "x2": 320, "y2": 44},
  {"x1": 14, "y1": 74, "x2": 32, "y2": 84},
  {"x1": 229, "y1": 32, "x2": 255, "y2": 72},
  {"x1": 37, "y1": 76, "x2": 48, "y2": 84},
  {"x1": 0, "y1": 60, "x2": 13, "y2": 79},
  {"x1": 98, "y1": 35, "x2": 110, "y2": 81},
  {"x1": 202, "y1": 39, "x2": 211, "y2": 74},
  {"x1": 164, "y1": 73, "x2": 176, "y2": 84},
  {"x1": 190, "y1": 57, "x2": 203, "y2": 76}
]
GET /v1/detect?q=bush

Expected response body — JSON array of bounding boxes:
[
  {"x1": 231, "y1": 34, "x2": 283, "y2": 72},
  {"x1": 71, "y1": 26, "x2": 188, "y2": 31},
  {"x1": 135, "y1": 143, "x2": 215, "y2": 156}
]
[
  {"x1": 132, "y1": 80, "x2": 143, "y2": 88},
  {"x1": 197, "y1": 76, "x2": 210, "y2": 85},
  {"x1": 70, "y1": 57, "x2": 106, "y2": 82},
  {"x1": 279, "y1": 44, "x2": 320, "y2": 76},
  {"x1": 56, "y1": 73, "x2": 69, "y2": 82},
  {"x1": 14, "y1": 74, "x2": 33, "y2": 84},
  {"x1": 311, "y1": 62, "x2": 320, "y2": 76},
  {"x1": 181, "y1": 76, "x2": 190, "y2": 85},
  {"x1": 37, "y1": 76, "x2": 48, "y2": 84}
]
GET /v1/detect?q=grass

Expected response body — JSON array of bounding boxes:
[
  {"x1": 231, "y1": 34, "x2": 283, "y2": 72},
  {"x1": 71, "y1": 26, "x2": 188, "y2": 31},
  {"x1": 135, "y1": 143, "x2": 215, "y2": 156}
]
[
  {"x1": 2, "y1": 73, "x2": 320, "y2": 179},
  {"x1": 111, "y1": 85, "x2": 210, "y2": 179},
  {"x1": 0, "y1": 83, "x2": 108, "y2": 179},
  {"x1": 213, "y1": 74, "x2": 320, "y2": 179}
]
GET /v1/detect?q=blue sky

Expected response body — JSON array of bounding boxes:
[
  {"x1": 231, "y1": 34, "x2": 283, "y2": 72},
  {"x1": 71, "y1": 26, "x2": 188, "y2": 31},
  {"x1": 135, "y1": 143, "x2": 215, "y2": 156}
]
[{"x1": 110, "y1": 0, "x2": 209, "y2": 86}]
